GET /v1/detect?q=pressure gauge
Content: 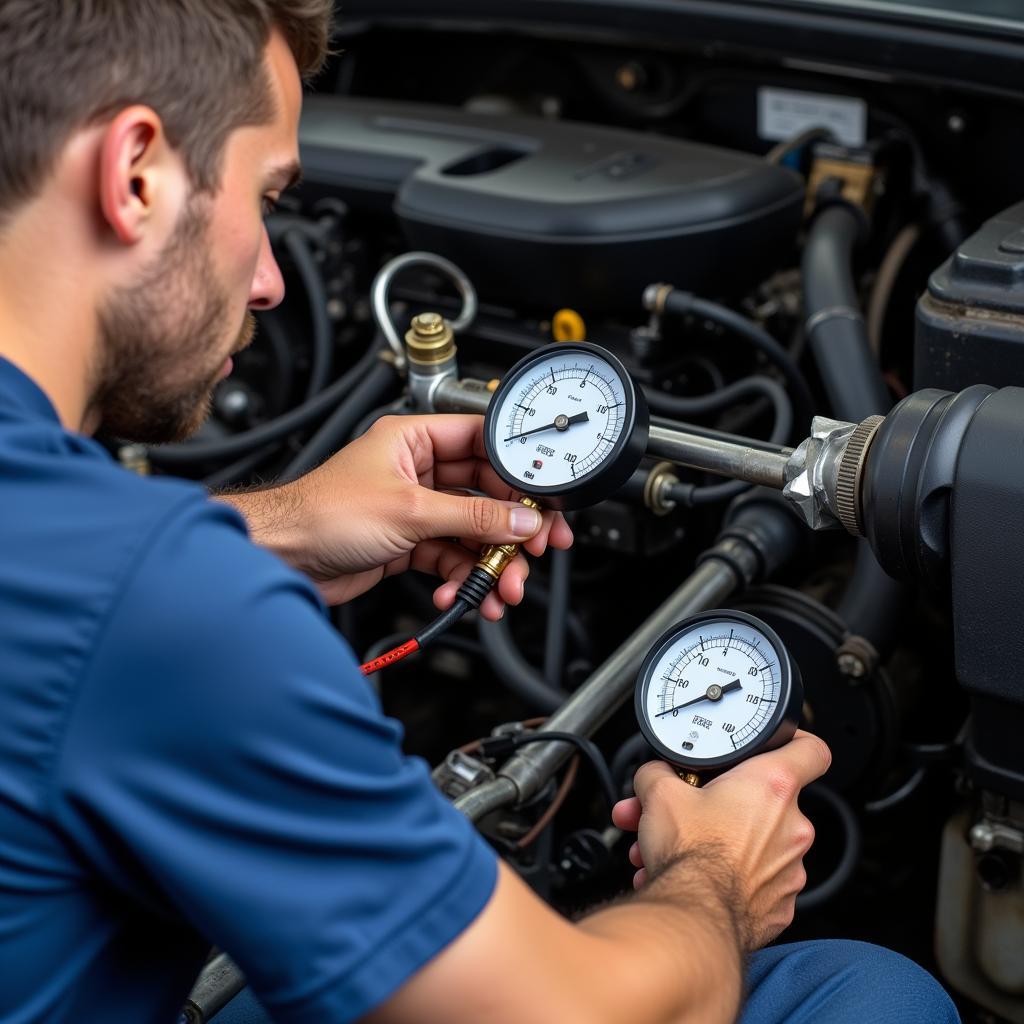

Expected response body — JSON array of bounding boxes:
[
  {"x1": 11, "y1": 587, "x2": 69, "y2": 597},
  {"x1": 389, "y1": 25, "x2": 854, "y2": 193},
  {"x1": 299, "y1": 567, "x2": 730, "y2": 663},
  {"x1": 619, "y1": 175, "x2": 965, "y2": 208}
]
[
  {"x1": 483, "y1": 342, "x2": 649, "y2": 511},
  {"x1": 635, "y1": 610, "x2": 802, "y2": 775}
]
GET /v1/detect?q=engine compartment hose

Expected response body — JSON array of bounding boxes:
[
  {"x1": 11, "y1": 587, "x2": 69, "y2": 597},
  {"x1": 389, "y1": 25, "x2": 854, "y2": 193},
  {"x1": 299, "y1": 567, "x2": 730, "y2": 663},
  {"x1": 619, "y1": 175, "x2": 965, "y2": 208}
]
[
  {"x1": 652, "y1": 287, "x2": 815, "y2": 423},
  {"x1": 802, "y1": 204, "x2": 891, "y2": 422},
  {"x1": 653, "y1": 377, "x2": 793, "y2": 506},
  {"x1": 543, "y1": 541, "x2": 573, "y2": 689},
  {"x1": 151, "y1": 340, "x2": 385, "y2": 467},
  {"x1": 795, "y1": 784, "x2": 862, "y2": 911},
  {"x1": 282, "y1": 230, "x2": 333, "y2": 400},
  {"x1": 281, "y1": 360, "x2": 398, "y2": 481},
  {"x1": 477, "y1": 613, "x2": 568, "y2": 714}
]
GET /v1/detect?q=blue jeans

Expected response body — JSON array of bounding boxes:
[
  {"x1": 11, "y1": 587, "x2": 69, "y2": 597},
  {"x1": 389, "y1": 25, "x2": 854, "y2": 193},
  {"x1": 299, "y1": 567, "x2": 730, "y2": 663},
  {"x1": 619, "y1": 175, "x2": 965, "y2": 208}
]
[{"x1": 212, "y1": 939, "x2": 960, "y2": 1023}]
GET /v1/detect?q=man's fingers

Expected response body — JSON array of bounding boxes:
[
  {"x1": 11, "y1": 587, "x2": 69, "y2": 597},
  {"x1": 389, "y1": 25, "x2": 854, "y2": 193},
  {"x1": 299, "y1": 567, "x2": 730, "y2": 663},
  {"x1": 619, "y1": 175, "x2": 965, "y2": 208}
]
[
  {"x1": 413, "y1": 491, "x2": 542, "y2": 545},
  {"x1": 632, "y1": 760, "x2": 692, "y2": 805},
  {"x1": 737, "y1": 730, "x2": 833, "y2": 793},
  {"x1": 612, "y1": 796, "x2": 641, "y2": 831}
]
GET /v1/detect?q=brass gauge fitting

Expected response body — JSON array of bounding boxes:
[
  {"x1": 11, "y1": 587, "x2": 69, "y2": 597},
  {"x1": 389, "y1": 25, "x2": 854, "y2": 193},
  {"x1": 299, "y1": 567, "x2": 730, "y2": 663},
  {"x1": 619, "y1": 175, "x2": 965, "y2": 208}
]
[
  {"x1": 405, "y1": 312, "x2": 456, "y2": 366},
  {"x1": 475, "y1": 496, "x2": 542, "y2": 581}
]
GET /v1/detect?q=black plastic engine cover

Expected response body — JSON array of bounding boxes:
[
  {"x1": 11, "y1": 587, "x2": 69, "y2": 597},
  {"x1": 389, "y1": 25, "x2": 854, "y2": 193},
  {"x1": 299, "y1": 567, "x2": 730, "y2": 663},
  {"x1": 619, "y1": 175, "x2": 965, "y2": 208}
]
[
  {"x1": 916, "y1": 199, "x2": 1024, "y2": 391},
  {"x1": 299, "y1": 96, "x2": 804, "y2": 311}
]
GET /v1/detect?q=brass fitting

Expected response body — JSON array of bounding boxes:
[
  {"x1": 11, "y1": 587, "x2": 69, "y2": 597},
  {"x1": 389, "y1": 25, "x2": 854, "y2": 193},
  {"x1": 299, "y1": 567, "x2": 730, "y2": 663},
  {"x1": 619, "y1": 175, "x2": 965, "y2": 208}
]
[
  {"x1": 805, "y1": 145, "x2": 882, "y2": 219},
  {"x1": 405, "y1": 312, "x2": 456, "y2": 366},
  {"x1": 474, "y1": 496, "x2": 542, "y2": 580}
]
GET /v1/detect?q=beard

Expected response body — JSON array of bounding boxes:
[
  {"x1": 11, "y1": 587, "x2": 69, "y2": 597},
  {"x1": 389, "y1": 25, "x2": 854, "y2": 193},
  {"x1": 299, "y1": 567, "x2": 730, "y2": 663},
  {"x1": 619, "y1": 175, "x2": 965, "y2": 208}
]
[{"x1": 91, "y1": 198, "x2": 255, "y2": 444}]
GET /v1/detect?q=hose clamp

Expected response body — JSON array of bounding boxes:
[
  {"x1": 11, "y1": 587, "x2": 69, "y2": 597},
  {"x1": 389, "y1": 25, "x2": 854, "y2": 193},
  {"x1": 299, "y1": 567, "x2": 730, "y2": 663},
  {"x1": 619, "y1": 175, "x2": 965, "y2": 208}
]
[{"x1": 835, "y1": 415, "x2": 884, "y2": 536}]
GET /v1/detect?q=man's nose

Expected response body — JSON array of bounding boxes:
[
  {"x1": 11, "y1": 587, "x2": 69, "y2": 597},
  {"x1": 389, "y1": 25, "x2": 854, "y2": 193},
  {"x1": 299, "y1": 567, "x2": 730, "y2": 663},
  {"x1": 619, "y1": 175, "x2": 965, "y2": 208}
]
[{"x1": 249, "y1": 226, "x2": 285, "y2": 310}]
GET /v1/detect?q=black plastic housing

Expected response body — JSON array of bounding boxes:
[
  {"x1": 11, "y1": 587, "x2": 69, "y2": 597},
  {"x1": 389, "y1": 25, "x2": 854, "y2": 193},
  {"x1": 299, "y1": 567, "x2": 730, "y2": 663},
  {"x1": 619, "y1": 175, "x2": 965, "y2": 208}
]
[
  {"x1": 916, "y1": 200, "x2": 1024, "y2": 391},
  {"x1": 299, "y1": 96, "x2": 804, "y2": 311}
]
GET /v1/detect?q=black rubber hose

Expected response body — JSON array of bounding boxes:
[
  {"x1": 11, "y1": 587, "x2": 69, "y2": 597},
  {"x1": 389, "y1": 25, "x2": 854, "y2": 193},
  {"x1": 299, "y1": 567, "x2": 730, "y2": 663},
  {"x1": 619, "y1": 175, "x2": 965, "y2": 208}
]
[
  {"x1": 610, "y1": 732, "x2": 653, "y2": 795},
  {"x1": 802, "y1": 205, "x2": 891, "y2": 423},
  {"x1": 802, "y1": 203, "x2": 911, "y2": 651},
  {"x1": 543, "y1": 544, "x2": 573, "y2": 690},
  {"x1": 477, "y1": 615, "x2": 568, "y2": 715},
  {"x1": 203, "y1": 447, "x2": 276, "y2": 490},
  {"x1": 661, "y1": 290, "x2": 815, "y2": 424},
  {"x1": 282, "y1": 230, "x2": 333, "y2": 400},
  {"x1": 149, "y1": 342, "x2": 384, "y2": 467},
  {"x1": 656, "y1": 377, "x2": 792, "y2": 507},
  {"x1": 280, "y1": 361, "x2": 397, "y2": 481},
  {"x1": 644, "y1": 376, "x2": 792, "y2": 442},
  {"x1": 520, "y1": 580, "x2": 590, "y2": 654},
  {"x1": 795, "y1": 784, "x2": 862, "y2": 911}
]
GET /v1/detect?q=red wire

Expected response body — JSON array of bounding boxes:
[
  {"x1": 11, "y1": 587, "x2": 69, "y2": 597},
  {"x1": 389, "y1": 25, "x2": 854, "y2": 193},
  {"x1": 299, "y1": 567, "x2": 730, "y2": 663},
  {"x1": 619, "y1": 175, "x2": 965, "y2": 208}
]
[{"x1": 360, "y1": 638, "x2": 420, "y2": 676}]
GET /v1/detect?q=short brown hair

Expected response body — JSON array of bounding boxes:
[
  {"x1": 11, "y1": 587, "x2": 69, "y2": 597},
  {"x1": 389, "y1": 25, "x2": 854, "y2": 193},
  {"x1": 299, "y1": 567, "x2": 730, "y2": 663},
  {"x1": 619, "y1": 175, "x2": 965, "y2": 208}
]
[{"x1": 0, "y1": 1, "x2": 332, "y2": 222}]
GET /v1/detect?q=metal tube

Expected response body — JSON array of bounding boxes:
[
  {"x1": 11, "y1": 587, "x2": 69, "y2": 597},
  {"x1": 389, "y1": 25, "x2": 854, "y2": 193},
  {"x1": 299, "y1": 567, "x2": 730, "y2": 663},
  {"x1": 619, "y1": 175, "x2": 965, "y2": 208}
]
[
  {"x1": 648, "y1": 423, "x2": 792, "y2": 490},
  {"x1": 456, "y1": 541, "x2": 757, "y2": 820},
  {"x1": 434, "y1": 380, "x2": 793, "y2": 489},
  {"x1": 433, "y1": 377, "x2": 492, "y2": 415}
]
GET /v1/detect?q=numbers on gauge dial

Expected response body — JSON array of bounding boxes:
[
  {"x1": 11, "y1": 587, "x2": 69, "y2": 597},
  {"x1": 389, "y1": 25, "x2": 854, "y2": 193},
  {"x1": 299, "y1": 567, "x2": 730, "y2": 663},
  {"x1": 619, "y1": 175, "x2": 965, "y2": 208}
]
[
  {"x1": 493, "y1": 354, "x2": 626, "y2": 488},
  {"x1": 643, "y1": 621, "x2": 781, "y2": 760}
]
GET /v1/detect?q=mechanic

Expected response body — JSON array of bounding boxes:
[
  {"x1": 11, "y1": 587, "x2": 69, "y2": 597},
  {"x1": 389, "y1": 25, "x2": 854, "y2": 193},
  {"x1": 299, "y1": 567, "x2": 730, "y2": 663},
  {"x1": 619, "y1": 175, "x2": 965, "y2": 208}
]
[{"x1": 0, "y1": 3, "x2": 959, "y2": 1023}]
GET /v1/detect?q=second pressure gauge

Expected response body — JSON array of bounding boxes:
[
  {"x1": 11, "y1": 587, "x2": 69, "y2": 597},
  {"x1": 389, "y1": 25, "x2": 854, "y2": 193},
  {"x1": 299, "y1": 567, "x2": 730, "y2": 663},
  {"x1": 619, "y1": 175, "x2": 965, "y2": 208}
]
[
  {"x1": 483, "y1": 342, "x2": 649, "y2": 510},
  {"x1": 635, "y1": 610, "x2": 803, "y2": 776}
]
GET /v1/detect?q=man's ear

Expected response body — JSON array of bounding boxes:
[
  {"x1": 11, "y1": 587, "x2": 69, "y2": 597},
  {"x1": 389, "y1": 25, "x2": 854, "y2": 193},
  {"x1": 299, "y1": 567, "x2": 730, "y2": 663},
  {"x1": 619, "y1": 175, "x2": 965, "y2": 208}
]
[{"x1": 98, "y1": 105, "x2": 182, "y2": 245}]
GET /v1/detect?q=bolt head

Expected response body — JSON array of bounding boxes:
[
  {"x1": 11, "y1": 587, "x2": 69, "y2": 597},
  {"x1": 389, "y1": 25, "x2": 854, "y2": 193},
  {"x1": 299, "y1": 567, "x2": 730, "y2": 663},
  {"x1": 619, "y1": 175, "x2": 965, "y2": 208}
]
[{"x1": 837, "y1": 653, "x2": 867, "y2": 679}]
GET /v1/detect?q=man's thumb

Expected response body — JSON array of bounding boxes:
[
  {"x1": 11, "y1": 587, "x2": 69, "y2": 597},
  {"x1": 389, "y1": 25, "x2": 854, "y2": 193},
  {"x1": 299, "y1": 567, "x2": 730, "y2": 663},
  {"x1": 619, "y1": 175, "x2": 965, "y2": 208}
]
[{"x1": 420, "y1": 492, "x2": 541, "y2": 544}]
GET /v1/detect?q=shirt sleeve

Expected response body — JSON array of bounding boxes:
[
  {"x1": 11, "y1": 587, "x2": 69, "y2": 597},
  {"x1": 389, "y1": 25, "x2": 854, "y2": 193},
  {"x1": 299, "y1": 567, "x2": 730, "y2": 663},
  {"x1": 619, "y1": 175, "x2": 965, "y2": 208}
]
[{"x1": 49, "y1": 498, "x2": 497, "y2": 1024}]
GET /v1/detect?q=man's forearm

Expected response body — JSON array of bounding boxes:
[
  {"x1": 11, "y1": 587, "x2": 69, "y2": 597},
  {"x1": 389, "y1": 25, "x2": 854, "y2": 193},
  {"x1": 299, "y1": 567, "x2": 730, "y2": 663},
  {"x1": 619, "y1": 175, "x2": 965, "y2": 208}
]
[
  {"x1": 578, "y1": 849, "x2": 745, "y2": 1024},
  {"x1": 214, "y1": 482, "x2": 311, "y2": 567}
]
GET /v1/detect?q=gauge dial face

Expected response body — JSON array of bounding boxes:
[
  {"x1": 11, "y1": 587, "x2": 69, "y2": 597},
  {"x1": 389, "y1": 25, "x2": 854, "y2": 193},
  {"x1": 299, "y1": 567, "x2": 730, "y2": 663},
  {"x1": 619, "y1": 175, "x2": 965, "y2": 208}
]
[
  {"x1": 489, "y1": 349, "x2": 628, "y2": 490},
  {"x1": 636, "y1": 612, "x2": 797, "y2": 770}
]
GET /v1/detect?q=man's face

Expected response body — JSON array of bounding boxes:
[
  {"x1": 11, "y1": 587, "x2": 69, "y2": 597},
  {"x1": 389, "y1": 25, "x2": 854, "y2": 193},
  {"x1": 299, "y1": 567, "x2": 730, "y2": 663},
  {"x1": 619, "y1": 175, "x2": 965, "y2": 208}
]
[{"x1": 92, "y1": 29, "x2": 302, "y2": 443}]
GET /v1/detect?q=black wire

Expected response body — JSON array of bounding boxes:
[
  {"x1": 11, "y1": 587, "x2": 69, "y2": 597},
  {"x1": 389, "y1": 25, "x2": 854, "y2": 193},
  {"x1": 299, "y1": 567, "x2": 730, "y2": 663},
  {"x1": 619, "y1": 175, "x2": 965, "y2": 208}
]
[
  {"x1": 509, "y1": 731, "x2": 617, "y2": 812},
  {"x1": 416, "y1": 599, "x2": 472, "y2": 650},
  {"x1": 360, "y1": 628, "x2": 482, "y2": 668}
]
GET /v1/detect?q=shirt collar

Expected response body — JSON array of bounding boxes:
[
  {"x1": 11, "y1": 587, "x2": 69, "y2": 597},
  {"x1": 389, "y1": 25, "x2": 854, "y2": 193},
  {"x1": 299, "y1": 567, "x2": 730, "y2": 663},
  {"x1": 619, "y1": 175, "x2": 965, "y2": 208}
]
[{"x1": 0, "y1": 356, "x2": 62, "y2": 426}]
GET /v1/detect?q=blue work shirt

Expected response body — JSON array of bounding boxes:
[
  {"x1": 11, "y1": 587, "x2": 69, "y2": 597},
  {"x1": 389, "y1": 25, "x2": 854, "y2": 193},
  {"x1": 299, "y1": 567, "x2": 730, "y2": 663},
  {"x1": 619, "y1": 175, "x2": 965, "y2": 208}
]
[{"x1": 0, "y1": 357, "x2": 497, "y2": 1023}]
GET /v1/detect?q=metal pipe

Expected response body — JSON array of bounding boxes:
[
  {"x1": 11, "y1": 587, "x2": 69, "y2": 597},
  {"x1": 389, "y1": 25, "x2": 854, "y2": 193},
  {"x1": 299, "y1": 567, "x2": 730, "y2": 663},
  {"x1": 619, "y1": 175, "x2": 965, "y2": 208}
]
[
  {"x1": 434, "y1": 379, "x2": 796, "y2": 491},
  {"x1": 456, "y1": 541, "x2": 756, "y2": 820},
  {"x1": 648, "y1": 424, "x2": 792, "y2": 490}
]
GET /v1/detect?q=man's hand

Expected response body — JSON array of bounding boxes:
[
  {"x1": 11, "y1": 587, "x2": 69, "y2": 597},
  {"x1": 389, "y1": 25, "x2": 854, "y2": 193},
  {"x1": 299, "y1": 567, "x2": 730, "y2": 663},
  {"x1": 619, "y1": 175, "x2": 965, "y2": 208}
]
[
  {"x1": 613, "y1": 730, "x2": 831, "y2": 951},
  {"x1": 220, "y1": 414, "x2": 573, "y2": 616}
]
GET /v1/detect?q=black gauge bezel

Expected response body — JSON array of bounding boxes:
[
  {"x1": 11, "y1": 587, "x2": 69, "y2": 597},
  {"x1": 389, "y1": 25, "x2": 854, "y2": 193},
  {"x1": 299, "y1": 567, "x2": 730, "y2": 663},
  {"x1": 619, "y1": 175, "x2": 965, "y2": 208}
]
[
  {"x1": 634, "y1": 609, "x2": 803, "y2": 773},
  {"x1": 483, "y1": 342, "x2": 649, "y2": 511}
]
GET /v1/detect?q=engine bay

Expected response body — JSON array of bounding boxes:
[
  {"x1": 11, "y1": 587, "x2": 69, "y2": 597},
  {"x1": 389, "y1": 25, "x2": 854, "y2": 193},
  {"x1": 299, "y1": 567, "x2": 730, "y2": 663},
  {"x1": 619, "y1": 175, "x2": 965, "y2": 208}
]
[{"x1": 157, "y1": 5, "x2": 1024, "y2": 1021}]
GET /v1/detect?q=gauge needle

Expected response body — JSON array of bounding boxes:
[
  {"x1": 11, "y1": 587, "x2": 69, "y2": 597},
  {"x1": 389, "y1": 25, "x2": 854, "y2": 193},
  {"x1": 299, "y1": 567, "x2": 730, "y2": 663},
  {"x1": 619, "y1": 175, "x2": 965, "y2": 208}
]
[
  {"x1": 504, "y1": 411, "x2": 589, "y2": 442},
  {"x1": 655, "y1": 679, "x2": 742, "y2": 717}
]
